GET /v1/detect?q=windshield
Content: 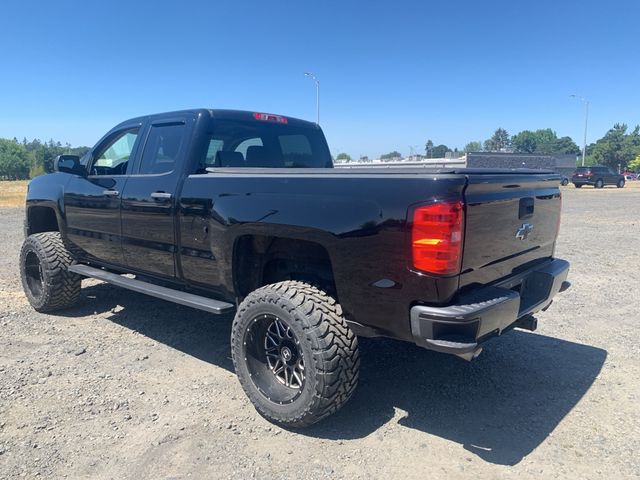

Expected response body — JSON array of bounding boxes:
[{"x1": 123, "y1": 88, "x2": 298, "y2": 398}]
[{"x1": 202, "y1": 119, "x2": 332, "y2": 169}]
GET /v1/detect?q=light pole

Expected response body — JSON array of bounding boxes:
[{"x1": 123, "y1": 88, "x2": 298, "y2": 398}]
[
  {"x1": 304, "y1": 72, "x2": 320, "y2": 125},
  {"x1": 570, "y1": 94, "x2": 589, "y2": 166}
]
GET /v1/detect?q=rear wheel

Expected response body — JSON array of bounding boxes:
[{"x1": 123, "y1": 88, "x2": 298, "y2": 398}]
[
  {"x1": 231, "y1": 281, "x2": 359, "y2": 427},
  {"x1": 561, "y1": 178, "x2": 569, "y2": 186},
  {"x1": 19, "y1": 232, "x2": 80, "y2": 312},
  {"x1": 595, "y1": 179, "x2": 604, "y2": 188},
  {"x1": 617, "y1": 179, "x2": 625, "y2": 188},
  {"x1": 574, "y1": 184, "x2": 582, "y2": 188}
]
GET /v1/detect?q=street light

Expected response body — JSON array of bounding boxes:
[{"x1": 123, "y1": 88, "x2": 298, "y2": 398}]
[
  {"x1": 304, "y1": 72, "x2": 320, "y2": 125},
  {"x1": 570, "y1": 94, "x2": 589, "y2": 166}
]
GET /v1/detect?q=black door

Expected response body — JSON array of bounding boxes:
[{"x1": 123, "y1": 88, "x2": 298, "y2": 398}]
[
  {"x1": 64, "y1": 127, "x2": 142, "y2": 265},
  {"x1": 120, "y1": 119, "x2": 191, "y2": 278}
]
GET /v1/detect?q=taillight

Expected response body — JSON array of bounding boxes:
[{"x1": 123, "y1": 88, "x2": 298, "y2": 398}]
[{"x1": 411, "y1": 201, "x2": 464, "y2": 275}]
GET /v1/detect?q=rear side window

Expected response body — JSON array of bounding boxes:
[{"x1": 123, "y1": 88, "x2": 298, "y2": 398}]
[
  {"x1": 199, "y1": 118, "x2": 332, "y2": 170},
  {"x1": 139, "y1": 123, "x2": 186, "y2": 175}
]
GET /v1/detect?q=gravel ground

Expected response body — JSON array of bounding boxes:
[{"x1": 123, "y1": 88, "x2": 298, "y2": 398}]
[{"x1": 1, "y1": 185, "x2": 639, "y2": 479}]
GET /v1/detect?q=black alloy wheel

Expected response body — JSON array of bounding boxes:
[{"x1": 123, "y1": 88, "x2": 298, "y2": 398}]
[
  {"x1": 231, "y1": 281, "x2": 360, "y2": 427},
  {"x1": 19, "y1": 232, "x2": 80, "y2": 312}
]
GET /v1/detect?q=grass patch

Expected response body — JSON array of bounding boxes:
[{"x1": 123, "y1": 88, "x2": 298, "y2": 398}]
[{"x1": 0, "y1": 180, "x2": 28, "y2": 208}]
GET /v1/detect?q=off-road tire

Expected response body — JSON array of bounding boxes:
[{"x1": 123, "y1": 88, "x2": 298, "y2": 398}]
[
  {"x1": 20, "y1": 232, "x2": 81, "y2": 312},
  {"x1": 231, "y1": 281, "x2": 360, "y2": 427}
]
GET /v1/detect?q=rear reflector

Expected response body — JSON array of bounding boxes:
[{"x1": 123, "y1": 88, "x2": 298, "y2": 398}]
[
  {"x1": 411, "y1": 201, "x2": 464, "y2": 275},
  {"x1": 253, "y1": 112, "x2": 288, "y2": 124}
]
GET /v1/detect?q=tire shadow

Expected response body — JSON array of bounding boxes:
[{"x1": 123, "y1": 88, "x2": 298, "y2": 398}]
[
  {"x1": 62, "y1": 282, "x2": 606, "y2": 466},
  {"x1": 61, "y1": 282, "x2": 236, "y2": 372}
]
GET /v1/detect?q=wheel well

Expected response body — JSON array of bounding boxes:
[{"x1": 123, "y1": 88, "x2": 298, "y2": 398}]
[
  {"x1": 234, "y1": 235, "x2": 337, "y2": 299},
  {"x1": 27, "y1": 207, "x2": 59, "y2": 235}
]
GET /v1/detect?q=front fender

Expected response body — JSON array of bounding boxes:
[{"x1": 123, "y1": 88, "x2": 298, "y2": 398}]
[{"x1": 25, "y1": 173, "x2": 73, "y2": 237}]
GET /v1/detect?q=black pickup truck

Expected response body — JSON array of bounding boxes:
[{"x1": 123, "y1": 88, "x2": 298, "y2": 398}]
[{"x1": 20, "y1": 109, "x2": 570, "y2": 427}]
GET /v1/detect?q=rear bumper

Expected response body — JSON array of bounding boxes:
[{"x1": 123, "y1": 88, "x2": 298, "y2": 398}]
[
  {"x1": 572, "y1": 178, "x2": 593, "y2": 185},
  {"x1": 410, "y1": 258, "x2": 570, "y2": 357}
]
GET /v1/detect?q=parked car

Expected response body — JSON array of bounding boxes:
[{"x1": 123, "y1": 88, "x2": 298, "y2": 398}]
[
  {"x1": 571, "y1": 165, "x2": 625, "y2": 188},
  {"x1": 622, "y1": 171, "x2": 638, "y2": 181},
  {"x1": 20, "y1": 109, "x2": 571, "y2": 427}
]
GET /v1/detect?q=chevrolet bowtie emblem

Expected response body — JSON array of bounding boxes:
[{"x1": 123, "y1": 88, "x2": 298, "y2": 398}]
[{"x1": 515, "y1": 223, "x2": 533, "y2": 240}]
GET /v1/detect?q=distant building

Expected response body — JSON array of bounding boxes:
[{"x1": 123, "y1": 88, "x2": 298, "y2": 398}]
[
  {"x1": 465, "y1": 152, "x2": 577, "y2": 175},
  {"x1": 335, "y1": 151, "x2": 578, "y2": 173}
]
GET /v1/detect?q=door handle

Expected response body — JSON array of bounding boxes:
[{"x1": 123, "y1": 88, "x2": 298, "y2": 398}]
[
  {"x1": 150, "y1": 191, "x2": 172, "y2": 200},
  {"x1": 103, "y1": 190, "x2": 119, "y2": 196}
]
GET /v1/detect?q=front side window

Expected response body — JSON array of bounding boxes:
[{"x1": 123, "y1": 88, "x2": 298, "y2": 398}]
[
  {"x1": 91, "y1": 129, "x2": 139, "y2": 176},
  {"x1": 138, "y1": 123, "x2": 186, "y2": 175}
]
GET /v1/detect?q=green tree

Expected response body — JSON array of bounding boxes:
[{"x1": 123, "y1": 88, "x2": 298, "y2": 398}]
[
  {"x1": 18, "y1": 138, "x2": 90, "y2": 177},
  {"x1": 552, "y1": 136, "x2": 581, "y2": 155},
  {"x1": 511, "y1": 130, "x2": 538, "y2": 153},
  {"x1": 0, "y1": 138, "x2": 30, "y2": 179},
  {"x1": 511, "y1": 129, "x2": 580, "y2": 155},
  {"x1": 484, "y1": 128, "x2": 510, "y2": 152},
  {"x1": 621, "y1": 125, "x2": 640, "y2": 164},
  {"x1": 463, "y1": 141, "x2": 482, "y2": 153},
  {"x1": 335, "y1": 152, "x2": 351, "y2": 161},
  {"x1": 430, "y1": 144, "x2": 450, "y2": 158},
  {"x1": 587, "y1": 123, "x2": 640, "y2": 169},
  {"x1": 528, "y1": 128, "x2": 557, "y2": 154},
  {"x1": 628, "y1": 154, "x2": 640, "y2": 172},
  {"x1": 424, "y1": 140, "x2": 434, "y2": 157},
  {"x1": 380, "y1": 151, "x2": 402, "y2": 160}
]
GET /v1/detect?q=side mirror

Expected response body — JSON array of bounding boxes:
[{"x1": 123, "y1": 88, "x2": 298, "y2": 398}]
[{"x1": 54, "y1": 155, "x2": 85, "y2": 176}]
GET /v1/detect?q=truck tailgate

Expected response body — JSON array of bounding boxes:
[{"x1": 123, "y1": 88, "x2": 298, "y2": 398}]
[{"x1": 460, "y1": 172, "x2": 561, "y2": 288}]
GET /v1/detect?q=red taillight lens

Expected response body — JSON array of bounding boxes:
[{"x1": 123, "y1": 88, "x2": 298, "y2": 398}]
[
  {"x1": 411, "y1": 201, "x2": 464, "y2": 275},
  {"x1": 253, "y1": 112, "x2": 288, "y2": 124}
]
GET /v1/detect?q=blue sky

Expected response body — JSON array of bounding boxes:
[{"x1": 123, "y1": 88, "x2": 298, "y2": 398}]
[{"x1": 1, "y1": 0, "x2": 638, "y2": 158}]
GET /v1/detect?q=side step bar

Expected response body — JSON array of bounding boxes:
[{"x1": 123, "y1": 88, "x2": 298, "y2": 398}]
[{"x1": 68, "y1": 264, "x2": 235, "y2": 315}]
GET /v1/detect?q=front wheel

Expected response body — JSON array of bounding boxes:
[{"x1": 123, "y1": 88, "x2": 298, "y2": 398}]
[
  {"x1": 561, "y1": 178, "x2": 569, "y2": 186},
  {"x1": 617, "y1": 179, "x2": 625, "y2": 188},
  {"x1": 231, "y1": 281, "x2": 360, "y2": 427},
  {"x1": 19, "y1": 232, "x2": 81, "y2": 312}
]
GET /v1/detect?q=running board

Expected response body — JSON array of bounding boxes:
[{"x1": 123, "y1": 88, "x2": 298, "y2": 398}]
[{"x1": 68, "y1": 264, "x2": 235, "y2": 315}]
